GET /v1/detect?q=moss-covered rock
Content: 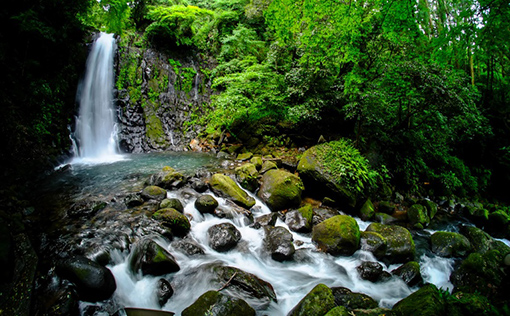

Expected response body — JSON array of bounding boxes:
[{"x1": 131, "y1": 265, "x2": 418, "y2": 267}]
[
  {"x1": 408, "y1": 204, "x2": 430, "y2": 228},
  {"x1": 160, "y1": 198, "x2": 184, "y2": 212},
  {"x1": 330, "y1": 287, "x2": 378, "y2": 311},
  {"x1": 360, "y1": 231, "x2": 387, "y2": 259},
  {"x1": 391, "y1": 261, "x2": 423, "y2": 287},
  {"x1": 373, "y1": 212, "x2": 398, "y2": 225},
  {"x1": 152, "y1": 208, "x2": 191, "y2": 237},
  {"x1": 359, "y1": 199, "x2": 375, "y2": 221},
  {"x1": 182, "y1": 290, "x2": 255, "y2": 316},
  {"x1": 285, "y1": 204, "x2": 313, "y2": 233},
  {"x1": 260, "y1": 160, "x2": 278, "y2": 174},
  {"x1": 148, "y1": 166, "x2": 185, "y2": 189},
  {"x1": 312, "y1": 215, "x2": 360, "y2": 256},
  {"x1": 365, "y1": 223, "x2": 415, "y2": 264},
  {"x1": 235, "y1": 163, "x2": 259, "y2": 192},
  {"x1": 487, "y1": 210, "x2": 510, "y2": 237},
  {"x1": 324, "y1": 306, "x2": 349, "y2": 316},
  {"x1": 128, "y1": 239, "x2": 180, "y2": 276},
  {"x1": 458, "y1": 225, "x2": 510, "y2": 256},
  {"x1": 141, "y1": 185, "x2": 167, "y2": 201},
  {"x1": 352, "y1": 308, "x2": 395, "y2": 316},
  {"x1": 288, "y1": 283, "x2": 336, "y2": 316},
  {"x1": 420, "y1": 199, "x2": 438, "y2": 220},
  {"x1": 194, "y1": 194, "x2": 219, "y2": 214},
  {"x1": 430, "y1": 231, "x2": 471, "y2": 257},
  {"x1": 210, "y1": 173, "x2": 256, "y2": 209},
  {"x1": 378, "y1": 201, "x2": 395, "y2": 215},
  {"x1": 445, "y1": 292, "x2": 499, "y2": 316},
  {"x1": 392, "y1": 284, "x2": 446, "y2": 316},
  {"x1": 250, "y1": 156, "x2": 263, "y2": 170},
  {"x1": 257, "y1": 169, "x2": 304, "y2": 212},
  {"x1": 237, "y1": 152, "x2": 253, "y2": 161}
]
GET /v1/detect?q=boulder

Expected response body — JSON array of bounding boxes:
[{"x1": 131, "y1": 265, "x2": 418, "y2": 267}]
[
  {"x1": 330, "y1": 287, "x2": 378, "y2": 311},
  {"x1": 208, "y1": 223, "x2": 242, "y2": 252},
  {"x1": 157, "y1": 278, "x2": 173, "y2": 307},
  {"x1": 125, "y1": 193, "x2": 144, "y2": 207},
  {"x1": 194, "y1": 194, "x2": 219, "y2": 214},
  {"x1": 360, "y1": 231, "x2": 387, "y2": 259},
  {"x1": 459, "y1": 225, "x2": 493, "y2": 253},
  {"x1": 288, "y1": 283, "x2": 336, "y2": 316},
  {"x1": 263, "y1": 226, "x2": 295, "y2": 261},
  {"x1": 312, "y1": 215, "x2": 360, "y2": 256},
  {"x1": 378, "y1": 201, "x2": 395, "y2": 215},
  {"x1": 152, "y1": 208, "x2": 191, "y2": 237},
  {"x1": 356, "y1": 261, "x2": 385, "y2": 282},
  {"x1": 254, "y1": 213, "x2": 278, "y2": 228},
  {"x1": 359, "y1": 199, "x2": 375, "y2": 221},
  {"x1": 408, "y1": 204, "x2": 430, "y2": 228},
  {"x1": 419, "y1": 199, "x2": 438, "y2": 220},
  {"x1": 445, "y1": 292, "x2": 498, "y2": 316},
  {"x1": 250, "y1": 156, "x2": 263, "y2": 170},
  {"x1": 260, "y1": 160, "x2": 278, "y2": 174},
  {"x1": 67, "y1": 199, "x2": 107, "y2": 218},
  {"x1": 324, "y1": 306, "x2": 349, "y2": 316},
  {"x1": 285, "y1": 205, "x2": 313, "y2": 233},
  {"x1": 430, "y1": 231, "x2": 471, "y2": 257},
  {"x1": 365, "y1": 223, "x2": 415, "y2": 264},
  {"x1": 182, "y1": 291, "x2": 255, "y2": 316},
  {"x1": 235, "y1": 163, "x2": 259, "y2": 192},
  {"x1": 373, "y1": 212, "x2": 398, "y2": 225},
  {"x1": 148, "y1": 166, "x2": 185, "y2": 189},
  {"x1": 210, "y1": 174, "x2": 255, "y2": 209},
  {"x1": 191, "y1": 178, "x2": 208, "y2": 193},
  {"x1": 312, "y1": 207, "x2": 340, "y2": 226},
  {"x1": 141, "y1": 186, "x2": 167, "y2": 201},
  {"x1": 257, "y1": 169, "x2": 304, "y2": 212},
  {"x1": 160, "y1": 198, "x2": 184, "y2": 212},
  {"x1": 57, "y1": 255, "x2": 116, "y2": 302},
  {"x1": 392, "y1": 284, "x2": 446, "y2": 316},
  {"x1": 487, "y1": 210, "x2": 510, "y2": 237},
  {"x1": 171, "y1": 238, "x2": 205, "y2": 256},
  {"x1": 237, "y1": 152, "x2": 253, "y2": 161},
  {"x1": 391, "y1": 261, "x2": 423, "y2": 287},
  {"x1": 129, "y1": 239, "x2": 180, "y2": 276}
]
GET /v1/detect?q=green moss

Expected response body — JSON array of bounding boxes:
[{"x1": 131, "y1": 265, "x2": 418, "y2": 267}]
[
  {"x1": 359, "y1": 199, "x2": 375, "y2": 221},
  {"x1": 288, "y1": 284, "x2": 337, "y2": 316},
  {"x1": 408, "y1": 204, "x2": 430, "y2": 227},
  {"x1": 298, "y1": 204, "x2": 313, "y2": 225},
  {"x1": 393, "y1": 284, "x2": 446, "y2": 316},
  {"x1": 152, "y1": 208, "x2": 191, "y2": 236},
  {"x1": 145, "y1": 113, "x2": 166, "y2": 145},
  {"x1": 312, "y1": 215, "x2": 361, "y2": 256},
  {"x1": 324, "y1": 306, "x2": 349, "y2": 316},
  {"x1": 210, "y1": 173, "x2": 256, "y2": 209},
  {"x1": 430, "y1": 231, "x2": 471, "y2": 257}
]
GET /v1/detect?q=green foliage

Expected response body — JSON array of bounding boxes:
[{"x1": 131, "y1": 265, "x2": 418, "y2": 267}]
[{"x1": 79, "y1": 0, "x2": 133, "y2": 35}]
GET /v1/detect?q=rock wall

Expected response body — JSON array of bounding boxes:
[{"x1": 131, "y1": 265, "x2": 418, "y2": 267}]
[{"x1": 115, "y1": 37, "x2": 215, "y2": 153}]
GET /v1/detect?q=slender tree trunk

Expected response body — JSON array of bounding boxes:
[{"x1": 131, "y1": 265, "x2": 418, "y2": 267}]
[{"x1": 469, "y1": 46, "x2": 475, "y2": 86}]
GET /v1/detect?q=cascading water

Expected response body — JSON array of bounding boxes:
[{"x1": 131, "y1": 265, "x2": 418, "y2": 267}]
[{"x1": 73, "y1": 32, "x2": 122, "y2": 163}]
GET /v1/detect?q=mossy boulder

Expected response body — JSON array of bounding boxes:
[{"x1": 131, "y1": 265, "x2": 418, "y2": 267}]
[
  {"x1": 152, "y1": 208, "x2": 191, "y2": 237},
  {"x1": 128, "y1": 239, "x2": 180, "y2": 276},
  {"x1": 458, "y1": 225, "x2": 510, "y2": 256},
  {"x1": 260, "y1": 160, "x2": 278, "y2": 174},
  {"x1": 182, "y1": 290, "x2": 255, "y2": 316},
  {"x1": 430, "y1": 231, "x2": 471, "y2": 257},
  {"x1": 392, "y1": 283, "x2": 446, "y2": 316},
  {"x1": 250, "y1": 156, "x2": 263, "y2": 170},
  {"x1": 148, "y1": 166, "x2": 185, "y2": 189},
  {"x1": 359, "y1": 199, "x2": 375, "y2": 221},
  {"x1": 263, "y1": 226, "x2": 295, "y2": 261},
  {"x1": 360, "y1": 231, "x2": 387, "y2": 259},
  {"x1": 330, "y1": 287, "x2": 378, "y2": 311},
  {"x1": 288, "y1": 283, "x2": 336, "y2": 316},
  {"x1": 365, "y1": 223, "x2": 415, "y2": 264},
  {"x1": 373, "y1": 212, "x2": 398, "y2": 225},
  {"x1": 194, "y1": 194, "x2": 219, "y2": 214},
  {"x1": 324, "y1": 306, "x2": 349, "y2": 316},
  {"x1": 141, "y1": 185, "x2": 167, "y2": 201},
  {"x1": 237, "y1": 152, "x2": 253, "y2": 161},
  {"x1": 235, "y1": 163, "x2": 259, "y2": 192},
  {"x1": 378, "y1": 201, "x2": 395, "y2": 215},
  {"x1": 445, "y1": 292, "x2": 499, "y2": 316},
  {"x1": 285, "y1": 204, "x2": 313, "y2": 233},
  {"x1": 408, "y1": 204, "x2": 430, "y2": 228},
  {"x1": 210, "y1": 173, "x2": 255, "y2": 209},
  {"x1": 312, "y1": 215, "x2": 360, "y2": 256},
  {"x1": 257, "y1": 169, "x2": 304, "y2": 212},
  {"x1": 391, "y1": 261, "x2": 423, "y2": 287},
  {"x1": 208, "y1": 222, "x2": 242, "y2": 252},
  {"x1": 160, "y1": 198, "x2": 184, "y2": 212},
  {"x1": 420, "y1": 199, "x2": 438, "y2": 220},
  {"x1": 487, "y1": 210, "x2": 510, "y2": 237}
]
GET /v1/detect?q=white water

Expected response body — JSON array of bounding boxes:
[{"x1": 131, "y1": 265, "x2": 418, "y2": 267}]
[{"x1": 73, "y1": 33, "x2": 123, "y2": 164}]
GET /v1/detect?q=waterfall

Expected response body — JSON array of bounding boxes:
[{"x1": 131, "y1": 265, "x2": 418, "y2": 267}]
[{"x1": 73, "y1": 33, "x2": 122, "y2": 163}]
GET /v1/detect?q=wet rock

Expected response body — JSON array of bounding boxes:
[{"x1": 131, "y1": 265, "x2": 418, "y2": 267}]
[
  {"x1": 419, "y1": 199, "x2": 438, "y2": 220},
  {"x1": 148, "y1": 166, "x2": 185, "y2": 190},
  {"x1": 195, "y1": 194, "x2": 218, "y2": 214},
  {"x1": 208, "y1": 222, "x2": 242, "y2": 252},
  {"x1": 253, "y1": 213, "x2": 278, "y2": 228},
  {"x1": 257, "y1": 169, "x2": 304, "y2": 212},
  {"x1": 331, "y1": 287, "x2": 379, "y2": 311},
  {"x1": 288, "y1": 283, "x2": 336, "y2": 316},
  {"x1": 356, "y1": 261, "x2": 385, "y2": 282},
  {"x1": 408, "y1": 204, "x2": 430, "y2": 228},
  {"x1": 263, "y1": 226, "x2": 295, "y2": 261},
  {"x1": 350, "y1": 308, "x2": 394, "y2": 316},
  {"x1": 160, "y1": 198, "x2": 184, "y2": 212},
  {"x1": 260, "y1": 160, "x2": 278, "y2": 174},
  {"x1": 129, "y1": 239, "x2": 180, "y2": 276},
  {"x1": 312, "y1": 215, "x2": 360, "y2": 256},
  {"x1": 210, "y1": 174, "x2": 255, "y2": 209},
  {"x1": 373, "y1": 212, "x2": 398, "y2": 225},
  {"x1": 285, "y1": 205, "x2": 313, "y2": 233},
  {"x1": 57, "y1": 255, "x2": 116, "y2": 302},
  {"x1": 125, "y1": 193, "x2": 144, "y2": 207},
  {"x1": 312, "y1": 207, "x2": 340, "y2": 226},
  {"x1": 391, "y1": 261, "x2": 423, "y2": 287},
  {"x1": 235, "y1": 163, "x2": 259, "y2": 192},
  {"x1": 182, "y1": 291, "x2": 255, "y2": 316},
  {"x1": 430, "y1": 231, "x2": 471, "y2": 257},
  {"x1": 157, "y1": 278, "x2": 174, "y2": 307},
  {"x1": 152, "y1": 208, "x2": 191, "y2": 237},
  {"x1": 393, "y1": 284, "x2": 446, "y2": 316},
  {"x1": 378, "y1": 201, "x2": 395, "y2": 215},
  {"x1": 250, "y1": 156, "x2": 263, "y2": 170},
  {"x1": 141, "y1": 185, "x2": 167, "y2": 201},
  {"x1": 487, "y1": 210, "x2": 510, "y2": 237},
  {"x1": 42, "y1": 282, "x2": 80, "y2": 316},
  {"x1": 171, "y1": 238, "x2": 205, "y2": 256},
  {"x1": 237, "y1": 152, "x2": 253, "y2": 161},
  {"x1": 67, "y1": 199, "x2": 107, "y2": 218},
  {"x1": 324, "y1": 306, "x2": 349, "y2": 316},
  {"x1": 191, "y1": 178, "x2": 208, "y2": 193},
  {"x1": 359, "y1": 199, "x2": 375, "y2": 221},
  {"x1": 365, "y1": 223, "x2": 415, "y2": 264},
  {"x1": 446, "y1": 292, "x2": 498, "y2": 316},
  {"x1": 360, "y1": 231, "x2": 387, "y2": 259}
]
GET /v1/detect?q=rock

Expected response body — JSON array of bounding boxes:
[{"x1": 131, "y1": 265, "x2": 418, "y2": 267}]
[
  {"x1": 408, "y1": 204, "x2": 430, "y2": 228},
  {"x1": 257, "y1": 169, "x2": 304, "y2": 212},
  {"x1": 157, "y1": 278, "x2": 173, "y2": 307},
  {"x1": 312, "y1": 207, "x2": 340, "y2": 226},
  {"x1": 237, "y1": 152, "x2": 253, "y2": 161},
  {"x1": 419, "y1": 199, "x2": 438, "y2": 220},
  {"x1": 487, "y1": 210, "x2": 510, "y2": 237},
  {"x1": 148, "y1": 166, "x2": 185, "y2": 190},
  {"x1": 264, "y1": 226, "x2": 295, "y2": 261},
  {"x1": 57, "y1": 255, "x2": 116, "y2": 302},
  {"x1": 360, "y1": 231, "x2": 387, "y2": 259},
  {"x1": 254, "y1": 213, "x2": 278, "y2": 227},
  {"x1": 312, "y1": 215, "x2": 360, "y2": 256},
  {"x1": 250, "y1": 156, "x2": 263, "y2": 170},
  {"x1": 330, "y1": 287, "x2": 378, "y2": 311},
  {"x1": 235, "y1": 163, "x2": 259, "y2": 192},
  {"x1": 459, "y1": 225, "x2": 493, "y2": 254},
  {"x1": 392, "y1": 284, "x2": 446, "y2": 316},
  {"x1": 373, "y1": 212, "x2": 398, "y2": 225},
  {"x1": 446, "y1": 292, "x2": 498, "y2": 316},
  {"x1": 356, "y1": 261, "x2": 385, "y2": 282},
  {"x1": 430, "y1": 231, "x2": 471, "y2": 257},
  {"x1": 288, "y1": 283, "x2": 336, "y2": 316},
  {"x1": 378, "y1": 201, "x2": 395, "y2": 215},
  {"x1": 129, "y1": 239, "x2": 180, "y2": 276},
  {"x1": 208, "y1": 222, "x2": 242, "y2": 252},
  {"x1": 182, "y1": 291, "x2": 255, "y2": 316},
  {"x1": 67, "y1": 199, "x2": 107, "y2": 218},
  {"x1": 324, "y1": 306, "x2": 349, "y2": 316},
  {"x1": 152, "y1": 208, "x2": 191, "y2": 237},
  {"x1": 160, "y1": 198, "x2": 184, "y2": 212},
  {"x1": 285, "y1": 205, "x2": 313, "y2": 233},
  {"x1": 210, "y1": 174, "x2": 256, "y2": 209},
  {"x1": 260, "y1": 160, "x2": 278, "y2": 174},
  {"x1": 351, "y1": 308, "x2": 394, "y2": 316},
  {"x1": 359, "y1": 199, "x2": 375, "y2": 221},
  {"x1": 194, "y1": 194, "x2": 219, "y2": 214},
  {"x1": 391, "y1": 261, "x2": 423, "y2": 287},
  {"x1": 465, "y1": 206, "x2": 489, "y2": 226},
  {"x1": 125, "y1": 193, "x2": 144, "y2": 207},
  {"x1": 141, "y1": 185, "x2": 167, "y2": 201},
  {"x1": 171, "y1": 238, "x2": 205, "y2": 256},
  {"x1": 365, "y1": 223, "x2": 415, "y2": 264},
  {"x1": 191, "y1": 179, "x2": 208, "y2": 193}
]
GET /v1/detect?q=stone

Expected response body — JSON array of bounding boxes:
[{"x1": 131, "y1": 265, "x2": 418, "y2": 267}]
[
  {"x1": 288, "y1": 284, "x2": 336, "y2": 316},
  {"x1": 157, "y1": 278, "x2": 173, "y2": 307},
  {"x1": 430, "y1": 231, "x2": 471, "y2": 257},
  {"x1": 152, "y1": 208, "x2": 191, "y2": 237},
  {"x1": 312, "y1": 215, "x2": 360, "y2": 256},
  {"x1": 391, "y1": 261, "x2": 423, "y2": 287},
  {"x1": 285, "y1": 205, "x2": 313, "y2": 233},
  {"x1": 125, "y1": 193, "x2": 144, "y2": 207},
  {"x1": 57, "y1": 255, "x2": 116, "y2": 302},
  {"x1": 393, "y1": 284, "x2": 446, "y2": 316},
  {"x1": 237, "y1": 152, "x2": 253, "y2": 161},
  {"x1": 356, "y1": 261, "x2": 385, "y2": 282},
  {"x1": 210, "y1": 174, "x2": 256, "y2": 209},
  {"x1": 129, "y1": 239, "x2": 180, "y2": 276},
  {"x1": 373, "y1": 212, "x2": 398, "y2": 225},
  {"x1": 365, "y1": 223, "x2": 415, "y2": 264},
  {"x1": 250, "y1": 156, "x2": 263, "y2": 170},
  {"x1": 160, "y1": 198, "x2": 184, "y2": 212},
  {"x1": 360, "y1": 231, "x2": 387, "y2": 259},
  {"x1": 148, "y1": 166, "x2": 185, "y2": 190},
  {"x1": 378, "y1": 201, "x2": 395, "y2": 215},
  {"x1": 208, "y1": 222, "x2": 242, "y2": 252},
  {"x1": 257, "y1": 169, "x2": 304, "y2": 212},
  {"x1": 254, "y1": 213, "x2": 278, "y2": 227},
  {"x1": 235, "y1": 163, "x2": 259, "y2": 192},
  {"x1": 264, "y1": 226, "x2": 295, "y2": 261},
  {"x1": 324, "y1": 306, "x2": 350, "y2": 316},
  {"x1": 260, "y1": 160, "x2": 278, "y2": 174},
  {"x1": 312, "y1": 207, "x2": 340, "y2": 226},
  {"x1": 420, "y1": 199, "x2": 438, "y2": 220},
  {"x1": 194, "y1": 194, "x2": 219, "y2": 214},
  {"x1": 359, "y1": 199, "x2": 375, "y2": 221},
  {"x1": 171, "y1": 238, "x2": 205, "y2": 256},
  {"x1": 182, "y1": 291, "x2": 255, "y2": 316},
  {"x1": 141, "y1": 185, "x2": 167, "y2": 201},
  {"x1": 330, "y1": 287, "x2": 378, "y2": 311},
  {"x1": 408, "y1": 204, "x2": 430, "y2": 228}
]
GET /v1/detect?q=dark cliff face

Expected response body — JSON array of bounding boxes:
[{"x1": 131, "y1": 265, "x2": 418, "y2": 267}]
[{"x1": 115, "y1": 40, "x2": 216, "y2": 153}]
